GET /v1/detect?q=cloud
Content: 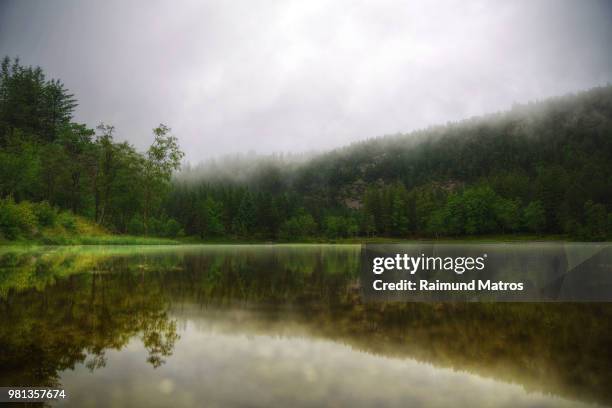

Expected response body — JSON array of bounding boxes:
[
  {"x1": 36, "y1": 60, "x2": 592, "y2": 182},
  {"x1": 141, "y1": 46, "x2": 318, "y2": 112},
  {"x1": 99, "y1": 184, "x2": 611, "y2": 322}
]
[{"x1": 1, "y1": 0, "x2": 611, "y2": 162}]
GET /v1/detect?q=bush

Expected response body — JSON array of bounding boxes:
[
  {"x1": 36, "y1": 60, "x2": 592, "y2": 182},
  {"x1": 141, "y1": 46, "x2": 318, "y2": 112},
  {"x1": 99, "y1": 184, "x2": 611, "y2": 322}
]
[
  {"x1": 0, "y1": 197, "x2": 37, "y2": 239},
  {"x1": 164, "y1": 218, "x2": 183, "y2": 238},
  {"x1": 279, "y1": 213, "x2": 317, "y2": 240},
  {"x1": 523, "y1": 201, "x2": 546, "y2": 233},
  {"x1": 58, "y1": 212, "x2": 77, "y2": 232},
  {"x1": 494, "y1": 198, "x2": 521, "y2": 232},
  {"x1": 127, "y1": 215, "x2": 144, "y2": 235},
  {"x1": 578, "y1": 201, "x2": 608, "y2": 241},
  {"x1": 425, "y1": 186, "x2": 509, "y2": 236},
  {"x1": 323, "y1": 216, "x2": 359, "y2": 238},
  {"x1": 148, "y1": 218, "x2": 164, "y2": 236},
  {"x1": 426, "y1": 208, "x2": 450, "y2": 237},
  {"x1": 32, "y1": 201, "x2": 57, "y2": 227}
]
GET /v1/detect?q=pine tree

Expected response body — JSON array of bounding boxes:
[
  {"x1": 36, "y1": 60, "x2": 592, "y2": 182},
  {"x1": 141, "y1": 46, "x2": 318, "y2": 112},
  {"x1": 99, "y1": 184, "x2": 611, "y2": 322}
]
[{"x1": 41, "y1": 79, "x2": 77, "y2": 141}]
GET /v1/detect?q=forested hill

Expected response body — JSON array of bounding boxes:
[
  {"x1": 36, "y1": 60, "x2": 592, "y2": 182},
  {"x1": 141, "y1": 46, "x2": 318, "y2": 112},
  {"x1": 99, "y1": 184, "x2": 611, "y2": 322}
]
[
  {"x1": 171, "y1": 85, "x2": 612, "y2": 240},
  {"x1": 294, "y1": 85, "x2": 612, "y2": 197},
  {"x1": 1, "y1": 55, "x2": 610, "y2": 242}
]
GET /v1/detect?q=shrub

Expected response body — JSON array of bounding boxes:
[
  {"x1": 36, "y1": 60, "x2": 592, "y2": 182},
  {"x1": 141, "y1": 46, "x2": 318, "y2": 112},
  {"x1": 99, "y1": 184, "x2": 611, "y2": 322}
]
[
  {"x1": 425, "y1": 186, "x2": 506, "y2": 236},
  {"x1": 426, "y1": 208, "x2": 450, "y2": 237},
  {"x1": 164, "y1": 218, "x2": 183, "y2": 238},
  {"x1": 494, "y1": 198, "x2": 521, "y2": 232},
  {"x1": 127, "y1": 215, "x2": 144, "y2": 235},
  {"x1": 32, "y1": 201, "x2": 57, "y2": 227},
  {"x1": 148, "y1": 218, "x2": 164, "y2": 236},
  {"x1": 523, "y1": 201, "x2": 546, "y2": 233},
  {"x1": 578, "y1": 201, "x2": 608, "y2": 241},
  {"x1": 279, "y1": 213, "x2": 317, "y2": 240},
  {"x1": 58, "y1": 212, "x2": 77, "y2": 232},
  {"x1": 323, "y1": 216, "x2": 359, "y2": 238},
  {"x1": 0, "y1": 197, "x2": 37, "y2": 239}
]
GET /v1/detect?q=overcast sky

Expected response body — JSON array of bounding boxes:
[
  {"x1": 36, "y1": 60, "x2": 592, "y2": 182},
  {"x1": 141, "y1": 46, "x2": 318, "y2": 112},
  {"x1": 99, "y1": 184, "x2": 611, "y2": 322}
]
[{"x1": 1, "y1": 0, "x2": 611, "y2": 162}]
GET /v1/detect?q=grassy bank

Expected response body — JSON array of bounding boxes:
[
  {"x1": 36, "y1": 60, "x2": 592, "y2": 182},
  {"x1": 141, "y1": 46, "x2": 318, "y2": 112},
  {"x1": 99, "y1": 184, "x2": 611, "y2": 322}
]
[
  {"x1": 0, "y1": 198, "x2": 180, "y2": 246},
  {"x1": 2, "y1": 234, "x2": 180, "y2": 246}
]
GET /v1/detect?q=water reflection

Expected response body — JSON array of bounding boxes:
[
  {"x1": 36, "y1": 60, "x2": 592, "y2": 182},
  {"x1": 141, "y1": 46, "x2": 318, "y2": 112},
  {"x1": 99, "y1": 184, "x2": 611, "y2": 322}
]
[{"x1": 0, "y1": 245, "x2": 610, "y2": 407}]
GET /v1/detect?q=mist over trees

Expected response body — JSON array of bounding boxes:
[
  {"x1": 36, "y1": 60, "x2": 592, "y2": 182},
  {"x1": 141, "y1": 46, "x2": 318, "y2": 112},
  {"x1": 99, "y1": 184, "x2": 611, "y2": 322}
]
[
  {"x1": 1, "y1": 56, "x2": 611, "y2": 241},
  {"x1": 169, "y1": 85, "x2": 612, "y2": 241}
]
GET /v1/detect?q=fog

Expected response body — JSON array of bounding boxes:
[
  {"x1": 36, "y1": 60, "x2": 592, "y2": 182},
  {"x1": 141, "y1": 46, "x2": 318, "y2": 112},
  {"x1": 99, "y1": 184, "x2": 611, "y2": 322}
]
[{"x1": 1, "y1": 0, "x2": 611, "y2": 163}]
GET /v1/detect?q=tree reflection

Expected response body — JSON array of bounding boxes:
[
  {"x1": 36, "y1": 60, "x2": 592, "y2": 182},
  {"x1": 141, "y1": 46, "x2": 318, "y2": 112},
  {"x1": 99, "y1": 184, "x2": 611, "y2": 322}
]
[
  {"x1": 0, "y1": 245, "x2": 611, "y2": 406},
  {"x1": 0, "y1": 252, "x2": 180, "y2": 387}
]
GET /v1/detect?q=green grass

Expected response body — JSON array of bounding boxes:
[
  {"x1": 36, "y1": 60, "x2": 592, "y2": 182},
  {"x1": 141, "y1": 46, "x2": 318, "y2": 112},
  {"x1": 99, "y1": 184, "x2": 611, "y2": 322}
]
[
  {"x1": 61, "y1": 235, "x2": 179, "y2": 245},
  {"x1": 2, "y1": 234, "x2": 180, "y2": 246}
]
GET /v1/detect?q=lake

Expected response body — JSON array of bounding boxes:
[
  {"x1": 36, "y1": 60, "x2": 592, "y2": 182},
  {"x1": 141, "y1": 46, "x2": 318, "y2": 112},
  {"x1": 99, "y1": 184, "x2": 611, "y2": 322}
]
[{"x1": 0, "y1": 244, "x2": 611, "y2": 407}]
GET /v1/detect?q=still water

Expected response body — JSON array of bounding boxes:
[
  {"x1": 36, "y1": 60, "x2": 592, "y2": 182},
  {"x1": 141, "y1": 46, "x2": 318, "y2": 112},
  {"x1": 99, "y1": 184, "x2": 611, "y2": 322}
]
[{"x1": 0, "y1": 244, "x2": 611, "y2": 407}]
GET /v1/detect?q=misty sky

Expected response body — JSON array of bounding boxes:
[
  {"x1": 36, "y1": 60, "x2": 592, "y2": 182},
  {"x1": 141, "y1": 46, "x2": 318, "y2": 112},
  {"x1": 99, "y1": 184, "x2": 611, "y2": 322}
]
[{"x1": 1, "y1": 0, "x2": 611, "y2": 162}]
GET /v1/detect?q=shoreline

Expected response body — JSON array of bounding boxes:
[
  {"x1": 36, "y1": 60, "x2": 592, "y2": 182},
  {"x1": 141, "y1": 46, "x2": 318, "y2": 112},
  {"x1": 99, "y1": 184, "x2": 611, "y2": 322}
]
[{"x1": 0, "y1": 233, "x2": 590, "y2": 247}]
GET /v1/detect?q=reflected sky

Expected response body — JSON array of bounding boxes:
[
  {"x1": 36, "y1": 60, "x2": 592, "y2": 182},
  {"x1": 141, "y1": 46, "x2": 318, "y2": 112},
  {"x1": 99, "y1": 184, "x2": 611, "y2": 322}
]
[{"x1": 57, "y1": 306, "x2": 600, "y2": 408}]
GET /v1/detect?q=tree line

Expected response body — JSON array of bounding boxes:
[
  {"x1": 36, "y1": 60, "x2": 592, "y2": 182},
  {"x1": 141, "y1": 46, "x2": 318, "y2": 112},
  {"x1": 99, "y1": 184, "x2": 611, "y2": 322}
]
[
  {"x1": 1, "y1": 56, "x2": 610, "y2": 241},
  {"x1": 168, "y1": 85, "x2": 612, "y2": 241}
]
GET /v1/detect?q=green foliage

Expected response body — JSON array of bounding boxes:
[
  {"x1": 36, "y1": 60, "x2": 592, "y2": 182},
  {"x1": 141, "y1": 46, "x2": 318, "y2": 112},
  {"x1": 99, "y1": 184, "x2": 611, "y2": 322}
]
[
  {"x1": 424, "y1": 186, "x2": 521, "y2": 236},
  {"x1": 362, "y1": 183, "x2": 413, "y2": 236},
  {"x1": 279, "y1": 213, "x2": 317, "y2": 240},
  {"x1": 198, "y1": 197, "x2": 225, "y2": 238},
  {"x1": 0, "y1": 58, "x2": 185, "y2": 240},
  {"x1": 494, "y1": 198, "x2": 521, "y2": 232},
  {"x1": 164, "y1": 218, "x2": 183, "y2": 238},
  {"x1": 148, "y1": 218, "x2": 164, "y2": 237},
  {"x1": 0, "y1": 198, "x2": 36, "y2": 239},
  {"x1": 127, "y1": 215, "x2": 145, "y2": 235},
  {"x1": 0, "y1": 131, "x2": 42, "y2": 201},
  {"x1": 142, "y1": 215, "x2": 185, "y2": 238},
  {"x1": 523, "y1": 201, "x2": 546, "y2": 233},
  {"x1": 0, "y1": 57, "x2": 76, "y2": 142},
  {"x1": 58, "y1": 212, "x2": 77, "y2": 232},
  {"x1": 1, "y1": 55, "x2": 611, "y2": 242},
  {"x1": 31, "y1": 201, "x2": 57, "y2": 227},
  {"x1": 579, "y1": 201, "x2": 608, "y2": 241},
  {"x1": 462, "y1": 186, "x2": 501, "y2": 234},
  {"x1": 323, "y1": 216, "x2": 359, "y2": 239},
  {"x1": 412, "y1": 185, "x2": 446, "y2": 233},
  {"x1": 0, "y1": 197, "x2": 106, "y2": 242},
  {"x1": 141, "y1": 124, "x2": 185, "y2": 235},
  {"x1": 232, "y1": 191, "x2": 257, "y2": 236}
]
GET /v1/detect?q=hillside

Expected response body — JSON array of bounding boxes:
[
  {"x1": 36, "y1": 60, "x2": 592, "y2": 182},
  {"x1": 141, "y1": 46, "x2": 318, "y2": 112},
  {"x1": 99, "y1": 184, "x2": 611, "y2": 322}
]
[
  {"x1": 297, "y1": 87, "x2": 610, "y2": 192},
  {"x1": 169, "y1": 85, "x2": 612, "y2": 240}
]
